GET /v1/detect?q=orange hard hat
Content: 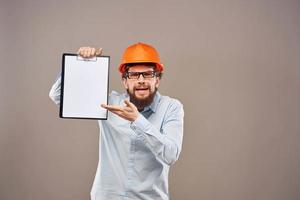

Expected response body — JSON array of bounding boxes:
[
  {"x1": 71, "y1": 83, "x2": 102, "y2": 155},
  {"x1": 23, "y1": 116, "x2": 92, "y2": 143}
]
[{"x1": 119, "y1": 42, "x2": 164, "y2": 73}]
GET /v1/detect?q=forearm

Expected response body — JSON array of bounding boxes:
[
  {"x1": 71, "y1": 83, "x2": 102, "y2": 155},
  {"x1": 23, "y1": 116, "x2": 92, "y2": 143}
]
[{"x1": 130, "y1": 108, "x2": 184, "y2": 166}]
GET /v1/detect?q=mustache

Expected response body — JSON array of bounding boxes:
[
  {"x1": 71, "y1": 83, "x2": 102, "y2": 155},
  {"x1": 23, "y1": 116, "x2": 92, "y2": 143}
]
[
  {"x1": 134, "y1": 87, "x2": 149, "y2": 90},
  {"x1": 134, "y1": 84, "x2": 150, "y2": 90}
]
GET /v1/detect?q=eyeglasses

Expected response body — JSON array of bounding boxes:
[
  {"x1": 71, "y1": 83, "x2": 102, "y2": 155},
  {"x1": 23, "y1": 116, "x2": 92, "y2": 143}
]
[{"x1": 125, "y1": 71, "x2": 157, "y2": 79}]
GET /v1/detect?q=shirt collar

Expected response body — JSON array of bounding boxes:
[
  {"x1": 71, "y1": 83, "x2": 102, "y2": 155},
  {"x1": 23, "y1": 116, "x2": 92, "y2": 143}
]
[{"x1": 143, "y1": 91, "x2": 161, "y2": 113}]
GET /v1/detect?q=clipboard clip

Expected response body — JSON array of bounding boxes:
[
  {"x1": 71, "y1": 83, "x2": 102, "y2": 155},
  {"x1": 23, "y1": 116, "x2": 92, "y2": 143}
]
[{"x1": 76, "y1": 56, "x2": 98, "y2": 62}]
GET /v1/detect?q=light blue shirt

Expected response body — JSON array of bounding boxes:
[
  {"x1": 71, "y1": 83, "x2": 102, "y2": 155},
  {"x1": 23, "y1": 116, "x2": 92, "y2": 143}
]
[{"x1": 49, "y1": 75, "x2": 184, "y2": 200}]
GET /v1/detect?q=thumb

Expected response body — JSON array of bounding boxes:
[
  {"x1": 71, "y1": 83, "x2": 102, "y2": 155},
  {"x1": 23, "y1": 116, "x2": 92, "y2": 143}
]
[
  {"x1": 95, "y1": 48, "x2": 103, "y2": 56},
  {"x1": 124, "y1": 99, "x2": 131, "y2": 106},
  {"x1": 124, "y1": 99, "x2": 135, "y2": 108}
]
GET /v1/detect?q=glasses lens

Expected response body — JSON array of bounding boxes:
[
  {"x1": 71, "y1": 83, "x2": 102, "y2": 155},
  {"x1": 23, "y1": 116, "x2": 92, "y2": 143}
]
[
  {"x1": 127, "y1": 71, "x2": 156, "y2": 79},
  {"x1": 143, "y1": 71, "x2": 155, "y2": 78},
  {"x1": 127, "y1": 72, "x2": 140, "y2": 79}
]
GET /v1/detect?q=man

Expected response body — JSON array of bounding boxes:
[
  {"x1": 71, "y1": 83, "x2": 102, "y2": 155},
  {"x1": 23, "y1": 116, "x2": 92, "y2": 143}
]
[{"x1": 49, "y1": 42, "x2": 184, "y2": 200}]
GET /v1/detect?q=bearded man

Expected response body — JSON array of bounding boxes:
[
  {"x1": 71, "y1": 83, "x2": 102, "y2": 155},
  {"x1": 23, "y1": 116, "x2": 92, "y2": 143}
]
[{"x1": 49, "y1": 42, "x2": 184, "y2": 200}]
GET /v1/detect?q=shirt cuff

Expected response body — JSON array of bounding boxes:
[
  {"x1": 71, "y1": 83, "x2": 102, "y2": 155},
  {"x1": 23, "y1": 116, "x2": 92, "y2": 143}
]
[{"x1": 130, "y1": 114, "x2": 151, "y2": 136}]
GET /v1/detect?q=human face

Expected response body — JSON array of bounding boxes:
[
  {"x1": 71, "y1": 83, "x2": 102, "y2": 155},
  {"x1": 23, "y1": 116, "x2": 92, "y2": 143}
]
[{"x1": 122, "y1": 65, "x2": 160, "y2": 108}]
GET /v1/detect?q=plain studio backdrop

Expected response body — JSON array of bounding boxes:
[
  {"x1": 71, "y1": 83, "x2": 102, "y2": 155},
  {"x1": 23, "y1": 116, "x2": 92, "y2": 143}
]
[{"x1": 0, "y1": 0, "x2": 299, "y2": 200}]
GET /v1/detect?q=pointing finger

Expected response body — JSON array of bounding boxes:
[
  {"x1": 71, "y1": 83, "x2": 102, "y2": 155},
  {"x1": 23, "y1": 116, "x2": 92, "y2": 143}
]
[{"x1": 101, "y1": 104, "x2": 123, "y2": 111}]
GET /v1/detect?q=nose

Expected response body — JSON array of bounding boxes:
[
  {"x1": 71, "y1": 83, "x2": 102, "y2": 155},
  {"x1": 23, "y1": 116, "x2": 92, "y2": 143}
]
[{"x1": 137, "y1": 74, "x2": 145, "y2": 82}]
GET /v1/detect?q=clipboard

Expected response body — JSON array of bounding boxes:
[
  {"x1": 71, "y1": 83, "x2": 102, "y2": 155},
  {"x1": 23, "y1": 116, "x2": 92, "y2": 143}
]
[{"x1": 59, "y1": 53, "x2": 110, "y2": 120}]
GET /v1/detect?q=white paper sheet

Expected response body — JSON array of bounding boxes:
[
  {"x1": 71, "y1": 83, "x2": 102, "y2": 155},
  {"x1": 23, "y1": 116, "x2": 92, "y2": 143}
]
[{"x1": 60, "y1": 54, "x2": 109, "y2": 119}]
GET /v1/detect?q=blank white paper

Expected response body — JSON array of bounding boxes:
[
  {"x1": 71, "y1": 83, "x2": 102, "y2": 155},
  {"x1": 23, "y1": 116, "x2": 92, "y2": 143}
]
[{"x1": 61, "y1": 54, "x2": 109, "y2": 119}]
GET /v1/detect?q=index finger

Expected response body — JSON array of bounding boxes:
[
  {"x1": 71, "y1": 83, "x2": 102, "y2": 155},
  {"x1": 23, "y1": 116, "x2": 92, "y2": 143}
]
[{"x1": 101, "y1": 104, "x2": 123, "y2": 111}]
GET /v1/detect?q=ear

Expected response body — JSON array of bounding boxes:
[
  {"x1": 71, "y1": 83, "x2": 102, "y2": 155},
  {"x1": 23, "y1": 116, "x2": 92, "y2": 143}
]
[
  {"x1": 155, "y1": 77, "x2": 160, "y2": 89},
  {"x1": 122, "y1": 78, "x2": 129, "y2": 89}
]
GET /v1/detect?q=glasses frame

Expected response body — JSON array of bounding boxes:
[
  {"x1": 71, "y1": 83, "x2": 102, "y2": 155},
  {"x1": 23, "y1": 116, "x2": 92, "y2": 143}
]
[{"x1": 125, "y1": 71, "x2": 157, "y2": 80}]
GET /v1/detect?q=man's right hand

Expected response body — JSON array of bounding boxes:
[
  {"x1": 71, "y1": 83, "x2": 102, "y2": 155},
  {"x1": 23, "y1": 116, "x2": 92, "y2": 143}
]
[{"x1": 77, "y1": 47, "x2": 103, "y2": 58}]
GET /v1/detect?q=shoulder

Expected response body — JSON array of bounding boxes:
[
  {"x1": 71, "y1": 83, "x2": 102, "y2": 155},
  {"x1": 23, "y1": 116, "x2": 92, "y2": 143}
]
[
  {"x1": 158, "y1": 94, "x2": 184, "y2": 114},
  {"x1": 160, "y1": 94, "x2": 183, "y2": 107}
]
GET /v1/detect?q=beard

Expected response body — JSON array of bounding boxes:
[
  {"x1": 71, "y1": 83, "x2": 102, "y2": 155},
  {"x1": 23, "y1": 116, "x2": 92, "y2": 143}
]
[{"x1": 127, "y1": 87, "x2": 157, "y2": 111}]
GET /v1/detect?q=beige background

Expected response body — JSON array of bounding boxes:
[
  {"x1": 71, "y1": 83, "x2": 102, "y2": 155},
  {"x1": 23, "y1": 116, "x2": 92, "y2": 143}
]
[{"x1": 1, "y1": 0, "x2": 299, "y2": 200}]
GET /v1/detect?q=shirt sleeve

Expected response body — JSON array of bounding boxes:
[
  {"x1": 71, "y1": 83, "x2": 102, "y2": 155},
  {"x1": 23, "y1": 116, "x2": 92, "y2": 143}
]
[
  {"x1": 130, "y1": 100, "x2": 184, "y2": 166},
  {"x1": 49, "y1": 72, "x2": 62, "y2": 106}
]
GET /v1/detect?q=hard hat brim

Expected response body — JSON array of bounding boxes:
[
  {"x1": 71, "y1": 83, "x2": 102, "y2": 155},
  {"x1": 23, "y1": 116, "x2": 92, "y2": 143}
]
[{"x1": 119, "y1": 62, "x2": 164, "y2": 73}]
